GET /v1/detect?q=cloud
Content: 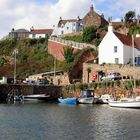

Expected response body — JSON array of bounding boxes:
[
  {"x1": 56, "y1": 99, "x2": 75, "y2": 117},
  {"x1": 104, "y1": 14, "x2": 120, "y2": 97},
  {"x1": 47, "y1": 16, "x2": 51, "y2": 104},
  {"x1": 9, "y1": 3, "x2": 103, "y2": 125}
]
[
  {"x1": 0, "y1": 0, "x2": 140, "y2": 39},
  {"x1": 0, "y1": 0, "x2": 91, "y2": 39},
  {"x1": 95, "y1": 0, "x2": 140, "y2": 20}
]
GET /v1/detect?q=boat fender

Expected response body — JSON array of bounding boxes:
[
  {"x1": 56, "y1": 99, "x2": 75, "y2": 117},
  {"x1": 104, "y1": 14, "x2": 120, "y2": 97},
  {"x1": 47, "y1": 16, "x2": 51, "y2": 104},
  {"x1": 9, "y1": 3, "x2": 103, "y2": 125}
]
[{"x1": 120, "y1": 94, "x2": 124, "y2": 99}]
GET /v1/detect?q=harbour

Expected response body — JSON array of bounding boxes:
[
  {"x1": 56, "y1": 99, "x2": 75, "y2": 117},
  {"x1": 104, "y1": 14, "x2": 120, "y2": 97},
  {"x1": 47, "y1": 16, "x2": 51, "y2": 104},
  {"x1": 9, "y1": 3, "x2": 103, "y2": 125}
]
[
  {"x1": 0, "y1": 102, "x2": 140, "y2": 140},
  {"x1": 0, "y1": 0, "x2": 140, "y2": 140}
]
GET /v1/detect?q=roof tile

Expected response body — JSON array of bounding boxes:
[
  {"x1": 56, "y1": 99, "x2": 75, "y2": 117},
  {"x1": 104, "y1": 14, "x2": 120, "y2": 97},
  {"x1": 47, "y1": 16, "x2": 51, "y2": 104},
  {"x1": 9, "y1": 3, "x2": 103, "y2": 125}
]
[
  {"x1": 114, "y1": 32, "x2": 140, "y2": 49},
  {"x1": 30, "y1": 29, "x2": 53, "y2": 34}
]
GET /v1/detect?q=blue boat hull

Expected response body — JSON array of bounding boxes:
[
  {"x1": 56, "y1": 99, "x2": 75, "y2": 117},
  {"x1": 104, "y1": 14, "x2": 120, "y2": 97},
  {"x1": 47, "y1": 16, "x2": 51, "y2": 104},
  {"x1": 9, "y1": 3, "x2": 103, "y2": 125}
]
[{"x1": 58, "y1": 98, "x2": 77, "y2": 104}]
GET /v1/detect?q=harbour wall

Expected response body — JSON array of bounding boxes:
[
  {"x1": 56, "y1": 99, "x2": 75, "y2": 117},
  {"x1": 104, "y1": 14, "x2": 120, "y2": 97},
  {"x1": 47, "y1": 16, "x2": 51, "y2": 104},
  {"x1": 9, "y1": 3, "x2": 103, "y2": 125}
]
[
  {"x1": 0, "y1": 84, "x2": 63, "y2": 101},
  {"x1": 0, "y1": 84, "x2": 138, "y2": 101}
]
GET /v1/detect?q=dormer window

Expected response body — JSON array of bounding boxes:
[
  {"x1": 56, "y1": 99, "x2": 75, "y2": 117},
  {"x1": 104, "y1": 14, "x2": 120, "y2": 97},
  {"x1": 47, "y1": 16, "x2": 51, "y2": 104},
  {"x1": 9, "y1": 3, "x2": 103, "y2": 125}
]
[{"x1": 114, "y1": 46, "x2": 117, "y2": 53}]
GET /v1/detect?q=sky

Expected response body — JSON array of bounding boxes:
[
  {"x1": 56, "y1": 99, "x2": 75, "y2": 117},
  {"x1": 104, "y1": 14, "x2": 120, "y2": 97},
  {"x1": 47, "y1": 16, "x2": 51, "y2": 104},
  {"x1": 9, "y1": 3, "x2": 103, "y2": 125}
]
[{"x1": 0, "y1": 0, "x2": 140, "y2": 39}]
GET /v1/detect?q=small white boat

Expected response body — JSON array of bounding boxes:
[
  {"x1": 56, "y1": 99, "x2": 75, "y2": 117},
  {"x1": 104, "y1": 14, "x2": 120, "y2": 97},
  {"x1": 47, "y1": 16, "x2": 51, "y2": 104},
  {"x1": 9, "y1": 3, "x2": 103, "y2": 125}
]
[
  {"x1": 24, "y1": 94, "x2": 50, "y2": 101},
  {"x1": 108, "y1": 98, "x2": 140, "y2": 108},
  {"x1": 100, "y1": 94, "x2": 114, "y2": 104}
]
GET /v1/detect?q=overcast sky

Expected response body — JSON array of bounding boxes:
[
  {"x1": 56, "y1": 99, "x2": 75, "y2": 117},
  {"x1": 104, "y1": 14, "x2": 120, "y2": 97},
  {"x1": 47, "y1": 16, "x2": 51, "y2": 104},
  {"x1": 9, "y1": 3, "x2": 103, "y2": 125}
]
[{"x1": 0, "y1": 0, "x2": 140, "y2": 38}]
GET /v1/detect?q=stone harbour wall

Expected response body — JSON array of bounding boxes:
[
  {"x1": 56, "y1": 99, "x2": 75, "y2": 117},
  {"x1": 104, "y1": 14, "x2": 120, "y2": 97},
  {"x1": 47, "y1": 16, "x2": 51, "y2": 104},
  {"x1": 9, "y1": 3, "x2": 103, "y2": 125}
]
[{"x1": 0, "y1": 84, "x2": 63, "y2": 101}]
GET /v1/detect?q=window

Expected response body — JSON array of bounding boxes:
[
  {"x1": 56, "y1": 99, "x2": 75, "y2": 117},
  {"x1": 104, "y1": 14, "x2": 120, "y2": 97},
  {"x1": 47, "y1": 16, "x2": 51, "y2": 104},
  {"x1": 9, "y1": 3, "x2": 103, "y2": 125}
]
[
  {"x1": 45, "y1": 34, "x2": 48, "y2": 38},
  {"x1": 67, "y1": 27, "x2": 69, "y2": 30},
  {"x1": 114, "y1": 46, "x2": 117, "y2": 53},
  {"x1": 115, "y1": 58, "x2": 119, "y2": 64},
  {"x1": 61, "y1": 30, "x2": 64, "y2": 35},
  {"x1": 32, "y1": 34, "x2": 35, "y2": 38}
]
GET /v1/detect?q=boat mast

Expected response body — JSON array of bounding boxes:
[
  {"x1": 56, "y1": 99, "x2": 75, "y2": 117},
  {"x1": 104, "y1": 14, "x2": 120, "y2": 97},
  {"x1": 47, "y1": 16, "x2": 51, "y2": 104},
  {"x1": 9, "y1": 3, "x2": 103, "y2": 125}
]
[
  {"x1": 54, "y1": 57, "x2": 56, "y2": 77},
  {"x1": 132, "y1": 35, "x2": 136, "y2": 91}
]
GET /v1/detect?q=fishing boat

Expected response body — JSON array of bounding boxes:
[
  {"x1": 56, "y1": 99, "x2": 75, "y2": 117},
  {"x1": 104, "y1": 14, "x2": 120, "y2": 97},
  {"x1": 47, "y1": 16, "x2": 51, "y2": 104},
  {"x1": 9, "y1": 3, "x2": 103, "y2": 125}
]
[
  {"x1": 109, "y1": 98, "x2": 140, "y2": 108},
  {"x1": 78, "y1": 97, "x2": 94, "y2": 104},
  {"x1": 58, "y1": 97, "x2": 77, "y2": 104},
  {"x1": 78, "y1": 89, "x2": 99, "y2": 104}
]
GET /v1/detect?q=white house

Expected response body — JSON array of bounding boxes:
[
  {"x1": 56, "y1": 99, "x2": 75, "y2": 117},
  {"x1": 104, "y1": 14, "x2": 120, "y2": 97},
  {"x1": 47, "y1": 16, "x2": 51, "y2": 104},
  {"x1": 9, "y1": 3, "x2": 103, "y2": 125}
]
[
  {"x1": 29, "y1": 28, "x2": 53, "y2": 39},
  {"x1": 52, "y1": 5, "x2": 108, "y2": 36},
  {"x1": 52, "y1": 17, "x2": 83, "y2": 36},
  {"x1": 98, "y1": 24, "x2": 140, "y2": 65}
]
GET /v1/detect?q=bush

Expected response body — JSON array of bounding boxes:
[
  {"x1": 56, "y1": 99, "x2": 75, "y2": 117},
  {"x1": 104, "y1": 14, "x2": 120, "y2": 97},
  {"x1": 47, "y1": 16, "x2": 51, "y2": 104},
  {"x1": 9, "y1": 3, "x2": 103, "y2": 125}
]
[
  {"x1": 62, "y1": 35, "x2": 83, "y2": 43},
  {"x1": 83, "y1": 25, "x2": 97, "y2": 43}
]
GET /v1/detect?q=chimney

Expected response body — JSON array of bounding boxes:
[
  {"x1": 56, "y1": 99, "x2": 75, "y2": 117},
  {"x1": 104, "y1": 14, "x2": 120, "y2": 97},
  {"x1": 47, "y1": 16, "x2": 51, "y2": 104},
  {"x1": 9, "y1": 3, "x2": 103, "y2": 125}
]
[
  {"x1": 30, "y1": 26, "x2": 34, "y2": 31},
  {"x1": 101, "y1": 13, "x2": 104, "y2": 18},
  {"x1": 108, "y1": 17, "x2": 112, "y2": 23},
  {"x1": 77, "y1": 16, "x2": 80, "y2": 21},
  {"x1": 108, "y1": 22, "x2": 114, "y2": 32},
  {"x1": 60, "y1": 17, "x2": 62, "y2": 20},
  {"x1": 90, "y1": 4, "x2": 94, "y2": 12},
  {"x1": 12, "y1": 28, "x2": 15, "y2": 32}
]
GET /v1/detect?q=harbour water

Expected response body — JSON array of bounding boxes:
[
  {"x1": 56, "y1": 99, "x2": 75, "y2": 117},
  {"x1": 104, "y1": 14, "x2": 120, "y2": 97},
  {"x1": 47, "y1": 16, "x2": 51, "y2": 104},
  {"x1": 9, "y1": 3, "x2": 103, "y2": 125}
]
[{"x1": 0, "y1": 102, "x2": 140, "y2": 140}]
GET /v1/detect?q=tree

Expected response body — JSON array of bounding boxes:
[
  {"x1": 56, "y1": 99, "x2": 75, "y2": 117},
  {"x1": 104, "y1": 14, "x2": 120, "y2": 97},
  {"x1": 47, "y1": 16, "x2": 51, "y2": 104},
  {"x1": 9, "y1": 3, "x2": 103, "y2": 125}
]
[
  {"x1": 125, "y1": 11, "x2": 135, "y2": 22},
  {"x1": 128, "y1": 24, "x2": 140, "y2": 36},
  {"x1": 0, "y1": 57, "x2": 7, "y2": 66},
  {"x1": 63, "y1": 46, "x2": 75, "y2": 63},
  {"x1": 83, "y1": 25, "x2": 97, "y2": 43},
  {"x1": 87, "y1": 67, "x2": 91, "y2": 83}
]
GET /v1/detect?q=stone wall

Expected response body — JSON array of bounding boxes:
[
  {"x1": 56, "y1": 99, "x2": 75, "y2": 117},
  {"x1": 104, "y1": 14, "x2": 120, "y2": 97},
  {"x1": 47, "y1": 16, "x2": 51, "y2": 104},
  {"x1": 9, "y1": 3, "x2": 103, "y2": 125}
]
[
  {"x1": 0, "y1": 84, "x2": 62, "y2": 101},
  {"x1": 83, "y1": 63, "x2": 140, "y2": 83},
  {"x1": 0, "y1": 84, "x2": 138, "y2": 102}
]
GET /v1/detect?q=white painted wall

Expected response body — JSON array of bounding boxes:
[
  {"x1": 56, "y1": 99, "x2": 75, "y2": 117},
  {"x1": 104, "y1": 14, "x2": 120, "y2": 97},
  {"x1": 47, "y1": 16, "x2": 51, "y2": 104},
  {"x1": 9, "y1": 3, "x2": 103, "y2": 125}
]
[
  {"x1": 52, "y1": 21, "x2": 82, "y2": 36},
  {"x1": 99, "y1": 25, "x2": 140, "y2": 65},
  {"x1": 123, "y1": 45, "x2": 133, "y2": 64},
  {"x1": 29, "y1": 34, "x2": 47, "y2": 39},
  {"x1": 99, "y1": 26, "x2": 124, "y2": 64}
]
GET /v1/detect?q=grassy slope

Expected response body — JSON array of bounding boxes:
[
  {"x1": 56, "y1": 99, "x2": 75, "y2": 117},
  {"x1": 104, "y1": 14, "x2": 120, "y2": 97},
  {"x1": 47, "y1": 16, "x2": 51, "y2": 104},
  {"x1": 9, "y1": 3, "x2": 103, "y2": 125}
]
[{"x1": 0, "y1": 38, "x2": 59, "y2": 79}]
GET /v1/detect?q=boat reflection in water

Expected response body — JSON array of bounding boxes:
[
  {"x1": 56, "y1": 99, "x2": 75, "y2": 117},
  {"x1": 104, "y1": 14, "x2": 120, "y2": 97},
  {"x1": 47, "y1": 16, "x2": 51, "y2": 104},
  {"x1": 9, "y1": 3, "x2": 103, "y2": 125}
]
[{"x1": 58, "y1": 103, "x2": 77, "y2": 107}]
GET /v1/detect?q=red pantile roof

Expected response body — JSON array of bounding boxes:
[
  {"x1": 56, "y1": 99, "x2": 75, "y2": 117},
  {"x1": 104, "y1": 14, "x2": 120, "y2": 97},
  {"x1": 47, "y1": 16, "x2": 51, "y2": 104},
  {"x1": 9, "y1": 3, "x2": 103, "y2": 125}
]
[
  {"x1": 30, "y1": 29, "x2": 53, "y2": 34},
  {"x1": 114, "y1": 32, "x2": 140, "y2": 49}
]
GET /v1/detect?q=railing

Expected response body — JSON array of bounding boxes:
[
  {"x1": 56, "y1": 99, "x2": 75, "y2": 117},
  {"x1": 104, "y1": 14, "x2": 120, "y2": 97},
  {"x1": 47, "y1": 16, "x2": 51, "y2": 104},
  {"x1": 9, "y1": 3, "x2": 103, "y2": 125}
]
[{"x1": 49, "y1": 36, "x2": 96, "y2": 50}]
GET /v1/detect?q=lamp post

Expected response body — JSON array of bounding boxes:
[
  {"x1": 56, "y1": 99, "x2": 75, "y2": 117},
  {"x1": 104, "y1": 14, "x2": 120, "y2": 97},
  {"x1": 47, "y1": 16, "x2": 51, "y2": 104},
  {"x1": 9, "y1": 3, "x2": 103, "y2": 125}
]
[{"x1": 13, "y1": 49, "x2": 18, "y2": 84}]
